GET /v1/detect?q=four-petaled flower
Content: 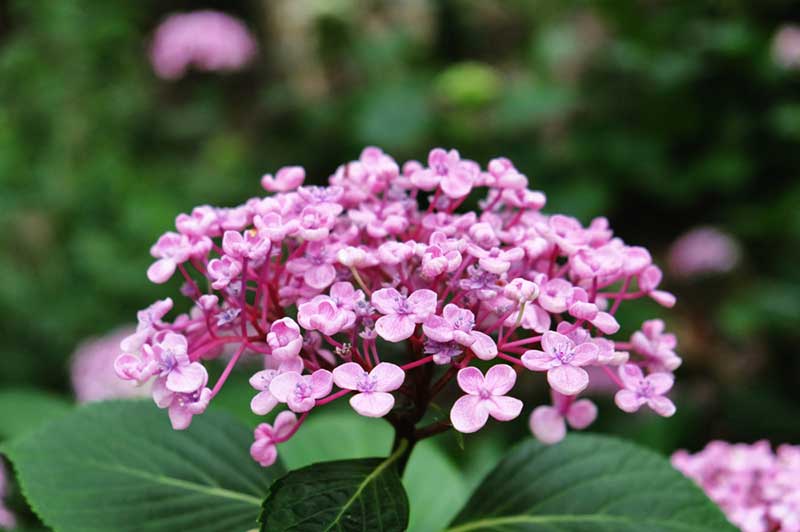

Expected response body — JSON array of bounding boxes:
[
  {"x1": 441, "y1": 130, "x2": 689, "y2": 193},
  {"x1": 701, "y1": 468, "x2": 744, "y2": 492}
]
[
  {"x1": 371, "y1": 288, "x2": 437, "y2": 342},
  {"x1": 450, "y1": 365, "x2": 523, "y2": 433},
  {"x1": 266, "y1": 318, "x2": 303, "y2": 361},
  {"x1": 423, "y1": 304, "x2": 497, "y2": 360},
  {"x1": 269, "y1": 369, "x2": 333, "y2": 413},
  {"x1": 249, "y1": 357, "x2": 303, "y2": 415},
  {"x1": 250, "y1": 411, "x2": 298, "y2": 467},
  {"x1": 614, "y1": 363, "x2": 676, "y2": 417},
  {"x1": 297, "y1": 295, "x2": 356, "y2": 336},
  {"x1": 146, "y1": 332, "x2": 207, "y2": 393},
  {"x1": 333, "y1": 362, "x2": 405, "y2": 418},
  {"x1": 152, "y1": 376, "x2": 212, "y2": 430},
  {"x1": 522, "y1": 331, "x2": 598, "y2": 395}
]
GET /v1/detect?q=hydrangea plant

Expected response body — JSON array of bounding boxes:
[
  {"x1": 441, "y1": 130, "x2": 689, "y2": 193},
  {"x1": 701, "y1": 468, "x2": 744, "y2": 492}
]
[{"x1": 2, "y1": 148, "x2": 737, "y2": 532}]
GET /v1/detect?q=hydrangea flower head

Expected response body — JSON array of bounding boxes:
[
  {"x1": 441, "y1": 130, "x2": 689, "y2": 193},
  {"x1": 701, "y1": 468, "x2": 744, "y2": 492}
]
[{"x1": 117, "y1": 146, "x2": 680, "y2": 464}]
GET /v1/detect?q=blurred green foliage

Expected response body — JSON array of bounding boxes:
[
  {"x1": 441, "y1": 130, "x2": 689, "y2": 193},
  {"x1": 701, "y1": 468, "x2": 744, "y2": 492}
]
[{"x1": 1, "y1": 0, "x2": 799, "y2": 459}]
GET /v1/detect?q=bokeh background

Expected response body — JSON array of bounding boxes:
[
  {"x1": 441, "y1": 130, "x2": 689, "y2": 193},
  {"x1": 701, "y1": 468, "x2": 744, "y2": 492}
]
[{"x1": 1, "y1": 0, "x2": 800, "y2": 527}]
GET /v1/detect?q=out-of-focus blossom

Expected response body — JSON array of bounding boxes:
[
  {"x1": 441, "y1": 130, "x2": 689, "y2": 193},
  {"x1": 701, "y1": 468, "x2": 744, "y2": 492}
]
[
  {"x1": 773, "y1": 25, "x2": 800, "y2": 70},
  {"x1": 71, "y1": 327, "x2": 152, "y2": 403},
  {"x1": 673, "y1": 441, "x2": 800, "y2": 532},
  {"x1": 0, "y1": 461, "x2": 15, "y2": 530},
  {"x1": 150, "y1": 10, "x2": 257, "y2": 80},
  {"x1": 668, "y1": 226, "x2": 740, "y2": 278}
]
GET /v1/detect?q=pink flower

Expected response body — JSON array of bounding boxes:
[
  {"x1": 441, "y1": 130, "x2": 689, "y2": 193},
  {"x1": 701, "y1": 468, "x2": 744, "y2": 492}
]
[
  {"x1": 266, "y1": 318, "x2": 303, "y2": 361},
  {"x1": 152, "y1": 376, "x2": 212, "y2": 430},
  {"x1": 423, "y1": 304, "x2": 497, "y2": 360},
  {"x1": 333, "y1": 362, "x2": 405, "y2": 417},
  {"x1": 537, "y1": 279, "x2": 573, "y2": 314},
  {"x1": 529, "y1": 393, "x2": 597, "y2": 445},
  {"x1": 286, "y1": 241, "x2": 338, "y2": 290},
  {"x1": 371, "y1": 288, "x2": 437, "y2": 342},
  {"x1": 269, "y1": 369, "x2": 333, "y2": 413},
  {"x1": 450, "y1": 365, "x2": 523, "y2": 433},
  {"x1": 631, "y1": 319, "x2": 682, "y2": 372},
  {"x1": 0, "y1": 461, "x2": 16, "y2": 530},
  {"x1": 71, "y1": 327, "x2": 152, "y2": 403},
  {"x1": 261, "y1": 166, "x2": 305, "y2": 192},
  {"x1": 773, "y1": 24, "x2": 800, "y2": 70},
  {"x1": 522, "y1": 331, "x2": 598, "y2": 395},
  {"x1": 297, "y1": 295, "x2": 356, "y2": 336},
  {"x1": 329, "y1": 282, "x2": 366, "y2": 311},
  {"x1": 150, "y1": 10, "x2": 257, "y2": 80},
  {"x1": 147, "y1": 332, "x2": 208, "y2": 393},
  {"x1": 249, "y1": 357, "x2": 304, "y2": 415},
  {"x1": 207, "y1": 255, "x2": 242, "y2": 290},
  {"x1": 222, "y1": 230, "x2": 270, "y2": 261},
  {"x1": 147, "y1": 232, "x2": 192, "y2": 284},
  {"x1": 614, "y1": 363, "x2": 675, "y2": 417},
  {"x1": 667, "y1": 226, "x2": 740, "y2": 278},
  {"x1": 468, "y1": 246, "x2": 524, "y2": 275},
  {"x1": 638, "y1": 265, "x2": 676, "y2": 308},
  {"x1": 250, "y1": 411, "x2": 297, "y2": 467},
  {"x1": 411, "y1": 148, "x2": 477, "y2": 198}
]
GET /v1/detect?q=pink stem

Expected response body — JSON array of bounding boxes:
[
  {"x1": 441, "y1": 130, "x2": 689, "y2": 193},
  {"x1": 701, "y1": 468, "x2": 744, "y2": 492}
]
[
  {"x1": 211, "y1": 343, "x2": 247, "y2": 397},
  {"x1": 316, "y1": 389, "x2": 351, "y2": 406},
  {"x1": 400, "y1": 355, "x2": 435, "y2": 371}
]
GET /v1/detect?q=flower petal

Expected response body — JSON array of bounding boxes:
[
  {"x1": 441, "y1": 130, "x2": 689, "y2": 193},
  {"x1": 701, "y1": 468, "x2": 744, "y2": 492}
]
[
  {"x1": 450, "y1": 395, "x2": 489, "y2": 433},
  {"x1": 332, "y1": 362, "x2": 366, "y2": 391},
  {"x1": 646, "y1": 372, "x2": 674, "y2": 395},
  {"x1": 250, "y1": 439, "x2": 278, "y2": 467},
  {"x1": 269, "y1": 372, "x2": 302, "y2": 402},
  {"x1": 166, "y1": 363, "x2": 208, "y2": 393},
  {"x1": 483, "y1": 364, "x2": 517, "y2": 396},
  {"x1": 521, "y1": 349, "x2": 556, "y2": 371},
  {"x1": 250, "y1": 391, "x2": 278, "y2": 416},
  {"x1": 618, "y1": 363, "x2": 644, "y2": 389},
  {"x1": 456, "y1": 366, "x2": 485, "y2": 395},
  {"x1": 375, "y1": 314, "x2": 415, "y2": 342},
  {"x1": 470, "y1": 331, "x2": 498, "y2": 360},
  {"x1": 547, "y1": 365, "x2": 589, "y2": 395},
  {"x1": 614, "y1": 389, "x2": 643, "y2": 413},
  {"x1": 647, "y1": 396, "x2": 676, "y2": 417},
  {"x1": 304, "y1": 264, "x2": 336, "y2": 290},
  {"x1": 571, "y1": 342, "x2": 599, "y2": 367},
  {"x1": 541, "y1": 331, "x2": 573, "y2": 355},
  {"x1": 529, "y1": 406, "x2": 566, "y2": 445},
  {"x1": 422, "y1": 315, "x2": 454, "y2": 343},
  {"x1": 273, "y1": 411, "x2": 299, "y2": 439},
  {"x1": 147, "y1": 258, "x2": 177, "y2": 284},
  {"x1": 350, "y1": 391, "x2": 395, "y2": 417},
  {"x1": 371, "y1": 288, "x2": 401, "y2": 315},
  {"x1": 407, "y1": 289, "x2": 438, "y2": 319},
  {"x1": 370, "y1": 363, "x2": 405, "y2": 392},
  {"x1": 566, "y1": 399, "x2": 597, "y2": 429},
  {"x1": 309, "y1": 369, "x2": 333, "y2": 398},
  {"x1": 486, "y1": 396, "x2": 523, "y2": 421}
]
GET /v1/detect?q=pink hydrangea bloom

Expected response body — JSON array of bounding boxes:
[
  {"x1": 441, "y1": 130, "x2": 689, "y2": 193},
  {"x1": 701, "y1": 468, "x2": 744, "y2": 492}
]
[
  {"x1": 450, "y1": 365, "x2": 523, "y2": 433},
  {"x1": 673, "y1": 441, "x2": 800, "y2": 532},
  {"x1": 333, "y1": 362, "x2": 405, "y2": 418},
  {"x1": 371, "y1": 288, "x2": 437, "y2": 342},
  {"x1": 0, "y1": 461, "x2": 16, "y2": 530},
  {"x1": 667, "y1": 226, "x2": 740, "y2": 278},
  {"x1": 250, "y1": 412, "x2": 298, "y2": 467},
  {"x1": 118, "y1": 146, "x2": 679, "y2": 464},
  {"x1": 70, "y1": 326, "x2": 153, "y2": 403},
  {"x1": 522, "y1": 331, "x2": 598, "y2": 395},
  {"x1": 269, "y1": 369, "x2": 333, "y2": 413},
  {"x1": 773, "y1": 25, "x2": 800, "y2": 70},
  {"x1": 614, "y1": 363, "x2": 675, "y2": 417},
  {"x1": 249, "y1": 357, "x2": 304, "y2": 415},
  {"x1": 150, "y1": 10, "x2": 257, "y2": 80},
  {"x1": 423, "y1": 304, "x2": 497, "y2": 360}
]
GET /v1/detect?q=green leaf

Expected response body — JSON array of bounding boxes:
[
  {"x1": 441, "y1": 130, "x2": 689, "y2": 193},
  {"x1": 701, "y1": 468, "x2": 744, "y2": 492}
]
[
  {"x1": 279, "y1": 410, "x2": 469, "y2": 531},
  {"x1": 5, "y1": 400, "x2": 280, "y2": 532},
  {"x1": 259, "y1": 439, "x2": 410, "y2": 532},
  {"x1": 446, "y1": 433, "x2": 736, "y2": 532},
  {"x1": 0, "y1": 388, "x2": 72, "y2": 440}
]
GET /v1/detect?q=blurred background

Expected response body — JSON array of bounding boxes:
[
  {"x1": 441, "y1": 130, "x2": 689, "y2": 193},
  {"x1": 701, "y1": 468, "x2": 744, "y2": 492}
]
[{"x1": 1, "y1": 0, "x2": 800, "y2": 526}]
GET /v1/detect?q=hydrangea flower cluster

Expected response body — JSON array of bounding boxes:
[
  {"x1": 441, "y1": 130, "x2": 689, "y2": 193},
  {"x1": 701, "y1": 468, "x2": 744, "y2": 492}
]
[
  {"x1": 673, "y1": 441, "x2": 800, "y2": 532},
  {"x1": 115, "y1": 147, "x2": 680, "y2": 465},
  {"x1": 150, "y1": 10, "x2": 257, "y2": 80}
]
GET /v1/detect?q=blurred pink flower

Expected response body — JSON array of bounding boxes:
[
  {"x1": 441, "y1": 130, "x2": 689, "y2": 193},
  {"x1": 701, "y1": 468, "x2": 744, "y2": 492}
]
[
  {"x1": 667, "y1": 226, "x2": 740, "y2": 278},
  {"x1": 150, "y1": 10, "x2": 257, "y2": 80},
  {"x1": 773, "y1": 25, "x2": 800, "y2": 70},
  {"x1": 71, "y1": 327, "x2": 152, "y2": 403},
  {"x1": 0, "y1": 461, "x2": 14, "y2": 530}
]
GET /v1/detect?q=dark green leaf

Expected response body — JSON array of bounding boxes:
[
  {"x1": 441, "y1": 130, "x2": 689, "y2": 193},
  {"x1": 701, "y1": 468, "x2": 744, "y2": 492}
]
[
  {"x1": 447, "y1": 433, "x2": 736, "y2": 531},
  {"x1": 5, "y1": 400, "x2": 280, "y2": 532},
  {"x1": 260, "y1": 440, "x2": 409, "y2": 532}
]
